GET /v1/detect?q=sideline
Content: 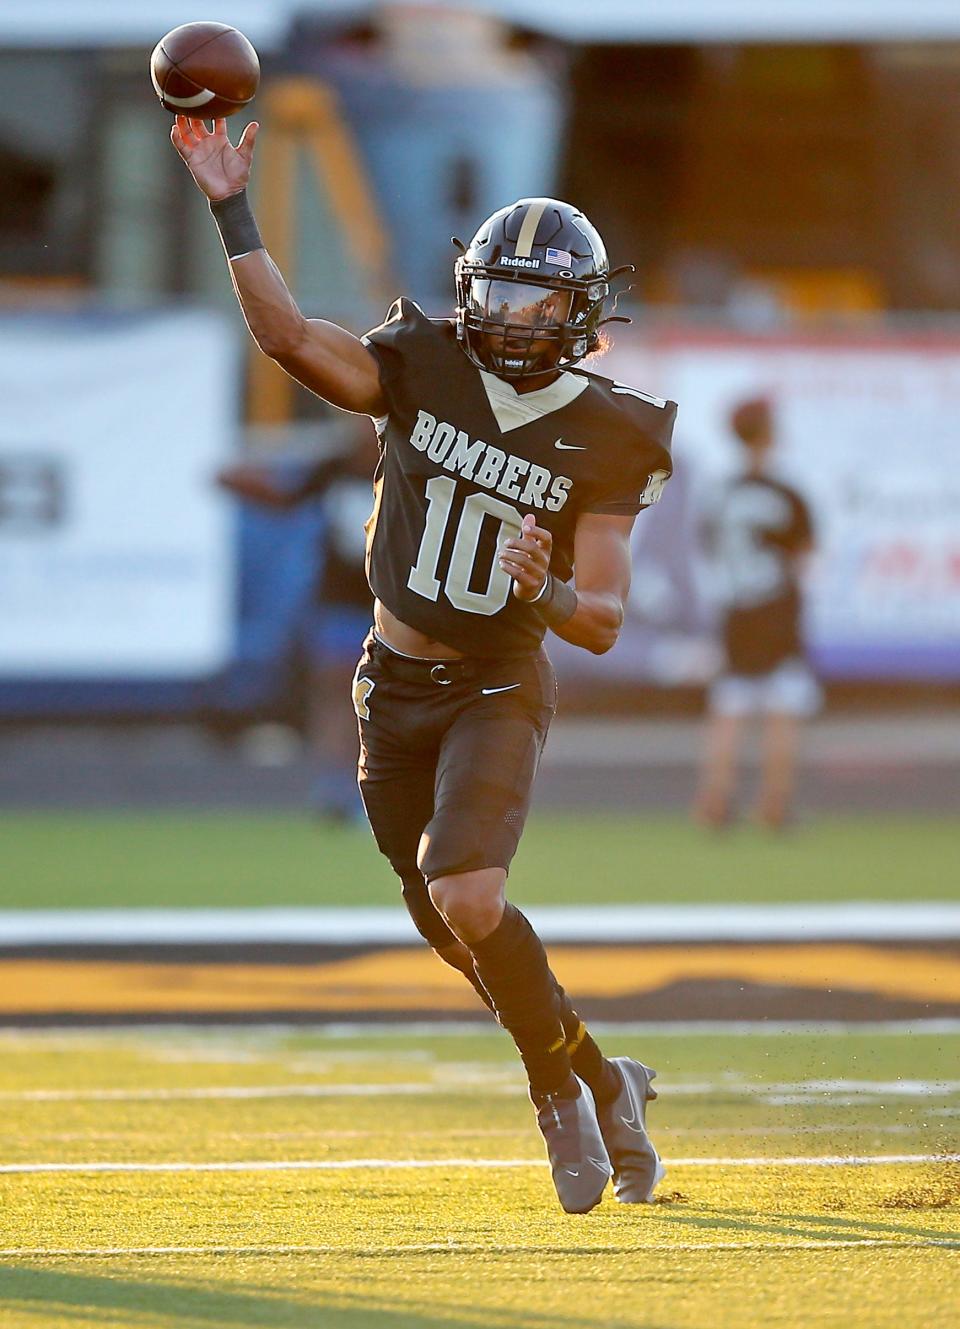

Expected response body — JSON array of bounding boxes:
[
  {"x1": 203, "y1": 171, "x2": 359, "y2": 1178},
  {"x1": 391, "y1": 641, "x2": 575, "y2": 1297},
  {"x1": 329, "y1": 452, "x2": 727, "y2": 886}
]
[{"x1": 2, "y1": 903, "x2": 959, "y2": 946}]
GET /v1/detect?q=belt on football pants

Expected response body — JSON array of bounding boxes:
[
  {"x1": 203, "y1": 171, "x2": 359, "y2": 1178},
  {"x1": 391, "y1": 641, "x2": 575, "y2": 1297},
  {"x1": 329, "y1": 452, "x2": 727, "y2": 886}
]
[{"x1": 369, "y1": 636, "x2": 479, "y2": 686}]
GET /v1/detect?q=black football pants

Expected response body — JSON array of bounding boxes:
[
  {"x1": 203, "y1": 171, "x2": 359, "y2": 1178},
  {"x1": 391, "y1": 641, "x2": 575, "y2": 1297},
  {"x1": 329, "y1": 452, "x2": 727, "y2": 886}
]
[{"x1": 353, "y1": 631, "x2": 556, "y2": 948}]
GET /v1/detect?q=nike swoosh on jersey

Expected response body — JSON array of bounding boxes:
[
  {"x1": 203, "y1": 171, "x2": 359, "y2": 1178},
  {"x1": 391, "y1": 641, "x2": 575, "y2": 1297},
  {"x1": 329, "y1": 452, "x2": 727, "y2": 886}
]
[
  {"x1": 554, "y1": 439, "x2": 587, "y2": 450},
  {"x1": 480, "y1": 683, "x2": 521, "y2": 695}
]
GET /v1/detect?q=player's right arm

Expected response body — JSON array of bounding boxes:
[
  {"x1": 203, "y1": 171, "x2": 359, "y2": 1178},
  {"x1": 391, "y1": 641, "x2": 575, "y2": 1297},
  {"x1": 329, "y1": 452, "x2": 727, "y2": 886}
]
[{"x1": 171, "y1": 116, "x2": 385, "y2": 417}]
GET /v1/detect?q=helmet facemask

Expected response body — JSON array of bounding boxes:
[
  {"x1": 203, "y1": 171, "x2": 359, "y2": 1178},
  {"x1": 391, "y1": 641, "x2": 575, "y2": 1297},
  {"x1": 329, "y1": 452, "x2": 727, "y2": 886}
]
[{"x1": 456, "y1": 268, "x2": 609, "y2": 382}]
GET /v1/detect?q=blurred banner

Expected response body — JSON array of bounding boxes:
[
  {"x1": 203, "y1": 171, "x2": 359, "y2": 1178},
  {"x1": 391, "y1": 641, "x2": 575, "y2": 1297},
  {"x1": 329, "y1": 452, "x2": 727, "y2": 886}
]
[
  {"x1": 3, "y1": 314, "x2": 960, "y2": 714},
  {"x1": 554, "y1": 325, "x2": 960, "y2": 684},
  {"x1": 0, "y1": 310, "x2": 237, "y2": 680}
]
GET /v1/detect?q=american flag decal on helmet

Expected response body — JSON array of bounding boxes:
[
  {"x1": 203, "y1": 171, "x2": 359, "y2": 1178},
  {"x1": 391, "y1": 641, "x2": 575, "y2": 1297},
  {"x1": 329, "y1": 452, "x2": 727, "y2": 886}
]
[{"x1": 545, "y1": 247, "x2": 573, "y2": 266}]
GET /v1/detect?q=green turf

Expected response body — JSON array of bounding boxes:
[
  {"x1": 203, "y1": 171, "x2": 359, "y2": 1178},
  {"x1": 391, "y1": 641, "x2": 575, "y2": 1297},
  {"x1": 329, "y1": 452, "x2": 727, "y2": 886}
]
[
  {"x1": 0, "y1": 811, "x2": 957, "y2": 909},
  {"x1": 0, "y1": 1029, "x2": 955, "y2": 1165},
  {"x1": 0, "y1": 1027, "x2": 956, "y2": 1328}
]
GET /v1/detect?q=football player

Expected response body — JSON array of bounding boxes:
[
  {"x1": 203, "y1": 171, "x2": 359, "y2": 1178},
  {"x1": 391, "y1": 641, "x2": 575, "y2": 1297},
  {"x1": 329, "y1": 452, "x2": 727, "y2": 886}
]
[
  {"x1": 172, "y1": 115, "x2": 676, "y2": 1214},
  {"x1": 217, "y1": 419, "x2": 378, "y2": 821},
  {"x1": 694, "y1": 397, "x2": 819, "y2": 829}
]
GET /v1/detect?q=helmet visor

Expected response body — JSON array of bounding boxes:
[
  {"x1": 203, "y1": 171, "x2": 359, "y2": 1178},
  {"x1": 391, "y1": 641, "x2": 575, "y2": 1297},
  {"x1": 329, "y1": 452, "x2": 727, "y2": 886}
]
[{"x1": 467, "y1": 279, "x2": 572, "y2": 331}]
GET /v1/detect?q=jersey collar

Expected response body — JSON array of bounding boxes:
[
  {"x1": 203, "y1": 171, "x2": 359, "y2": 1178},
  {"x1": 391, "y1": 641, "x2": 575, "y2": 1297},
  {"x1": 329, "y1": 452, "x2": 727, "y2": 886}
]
[{"x1": 478, "y1": 367, "x2": 589, "y2": 434}]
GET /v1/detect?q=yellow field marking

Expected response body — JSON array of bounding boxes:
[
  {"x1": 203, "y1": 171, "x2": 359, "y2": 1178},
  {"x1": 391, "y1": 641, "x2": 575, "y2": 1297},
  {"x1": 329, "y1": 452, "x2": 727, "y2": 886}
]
[
  {"x1": 0, "y1": 944, "x2": 957, "y2": 1015},
  {"x1": 0, "y1": 955, "x2": 471, "y2": 1013},
  {"x1": 548, "y1": 944, "x2": 960, "y2": 1003}
]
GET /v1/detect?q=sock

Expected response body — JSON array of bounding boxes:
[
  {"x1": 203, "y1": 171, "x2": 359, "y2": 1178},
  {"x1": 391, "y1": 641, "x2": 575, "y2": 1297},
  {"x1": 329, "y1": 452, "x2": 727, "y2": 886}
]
[
  {"x1": 530, "y1": 1070, "x2": 580, "y2": 1106},
  {"x1": 459, "y1": 968, "x2": 615, "y2": 1099},
  {"x1": 469, "y1": 905, "x2": 569, "y2": 1096},
  {"x1": 556, "y1": 997, "x2": 621, "y2": 1105},
  {"x1": 451, "y1": 954, "x2": 496, "y2": 1014},
  {"x1": 463, "y1": 959, "x2": 617, "y2": 1102},
  {"x1": 427, "y1": 935, "x2": 496, "y2": 1015}
]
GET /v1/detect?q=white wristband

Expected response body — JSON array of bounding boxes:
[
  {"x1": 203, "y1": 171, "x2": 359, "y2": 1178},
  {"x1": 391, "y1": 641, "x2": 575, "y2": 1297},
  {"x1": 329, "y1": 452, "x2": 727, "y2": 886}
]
[{"x1": 530, "y1": 574, "x2": 552, "y2": 604}]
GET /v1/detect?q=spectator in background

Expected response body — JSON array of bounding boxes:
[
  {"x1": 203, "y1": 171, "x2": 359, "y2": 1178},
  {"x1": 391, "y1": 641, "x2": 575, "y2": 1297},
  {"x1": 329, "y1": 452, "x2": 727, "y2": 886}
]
[
  {"x1": 694, "y1": 397, "x2": 820, "y2": 830},
  {"x1": 218, "y1": 423, "x2": 377, "y2": 820}
]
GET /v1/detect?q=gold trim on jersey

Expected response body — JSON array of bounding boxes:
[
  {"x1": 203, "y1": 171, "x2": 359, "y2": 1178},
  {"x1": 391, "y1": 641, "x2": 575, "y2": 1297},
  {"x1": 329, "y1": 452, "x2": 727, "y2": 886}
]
[{"x1": 478, "y1": 367, "x2": 589, "y2": 434}]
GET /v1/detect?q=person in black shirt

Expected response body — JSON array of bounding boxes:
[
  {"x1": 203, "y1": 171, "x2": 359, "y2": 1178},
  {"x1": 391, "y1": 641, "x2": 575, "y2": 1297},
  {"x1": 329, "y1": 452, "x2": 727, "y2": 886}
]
[
  {"x1": 218, "y1": 423, "x2": 378, "y2": 819},
  {"x1": 694, "y1": 397, "x2": 820, "y2": 830},
  {"x1": 172, "y1": 113, "x2": 676, "y2": 1213}
]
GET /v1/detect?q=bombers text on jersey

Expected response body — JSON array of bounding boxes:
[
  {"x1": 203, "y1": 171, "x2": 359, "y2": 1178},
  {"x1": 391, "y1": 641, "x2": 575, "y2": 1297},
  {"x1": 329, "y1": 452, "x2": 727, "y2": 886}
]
[{"x1": 361, "y1": 299, "x2": 676, "y2": 658}]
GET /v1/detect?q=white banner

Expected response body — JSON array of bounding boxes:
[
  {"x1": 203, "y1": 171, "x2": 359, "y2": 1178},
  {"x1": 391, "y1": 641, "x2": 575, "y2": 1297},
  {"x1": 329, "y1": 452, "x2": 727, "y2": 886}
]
[
  {"x1": 0, "y1": 310, "x2": 237, "y2": 678},
  {"x1": 555, "y1": 326, "x2": 960, "y2": 682}
]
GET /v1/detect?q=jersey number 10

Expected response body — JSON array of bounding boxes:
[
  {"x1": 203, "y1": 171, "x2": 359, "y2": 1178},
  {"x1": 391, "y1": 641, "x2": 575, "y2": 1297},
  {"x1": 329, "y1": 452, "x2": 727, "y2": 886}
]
[{"x1": 407, "y1": 476, "x2": 521, "y2": 616}]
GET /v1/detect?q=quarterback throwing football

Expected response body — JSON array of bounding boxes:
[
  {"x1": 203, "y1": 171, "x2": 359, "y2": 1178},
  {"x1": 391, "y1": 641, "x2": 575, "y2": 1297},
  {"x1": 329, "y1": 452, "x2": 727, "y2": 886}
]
[{"x1": 173, "y1": 114, "x2": 676, "y2": 1214}]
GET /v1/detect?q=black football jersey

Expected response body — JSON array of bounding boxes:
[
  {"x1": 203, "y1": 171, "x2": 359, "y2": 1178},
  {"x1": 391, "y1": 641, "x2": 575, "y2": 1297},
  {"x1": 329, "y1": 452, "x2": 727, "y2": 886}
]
[
  {"x1": 712, "y1": 472, "x2": 814, "y2": 674},
  {"x1": 361, "y1": 299, "x2": 676, "y2": 658}
]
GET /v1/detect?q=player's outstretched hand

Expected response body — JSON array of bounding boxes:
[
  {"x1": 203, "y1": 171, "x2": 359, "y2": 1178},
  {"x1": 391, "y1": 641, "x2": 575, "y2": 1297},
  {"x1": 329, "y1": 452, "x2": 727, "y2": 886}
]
[
  {"x1": 501, "y1": 513, "x2": 552, "y2": 602},
  {"x1": 170, "y1": 116, "x2": 258, "y2": 201}
]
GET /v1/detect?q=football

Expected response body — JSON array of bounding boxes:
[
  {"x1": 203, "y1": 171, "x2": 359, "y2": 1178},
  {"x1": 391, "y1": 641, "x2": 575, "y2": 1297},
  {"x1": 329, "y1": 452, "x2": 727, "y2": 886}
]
[{"x1": 150, "y1": 22, "x2": 259, "y2": 118}]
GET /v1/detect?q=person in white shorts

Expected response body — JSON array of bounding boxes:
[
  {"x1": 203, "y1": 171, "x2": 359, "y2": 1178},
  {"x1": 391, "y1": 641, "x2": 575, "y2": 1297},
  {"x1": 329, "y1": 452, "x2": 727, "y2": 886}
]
[{"x1": 694, "y1": 397, "x2": 820, "y2": 829}]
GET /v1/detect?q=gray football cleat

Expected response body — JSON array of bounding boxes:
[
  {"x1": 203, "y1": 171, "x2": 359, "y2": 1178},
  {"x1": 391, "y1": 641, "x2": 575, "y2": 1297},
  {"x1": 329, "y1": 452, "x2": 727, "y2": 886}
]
[
  {"x1": 596, "y1": 1057, "x2": 665, "y2": 1203},
  {"x1": 532, "y1": 1075, "x2": 613, "y2": 1214}
]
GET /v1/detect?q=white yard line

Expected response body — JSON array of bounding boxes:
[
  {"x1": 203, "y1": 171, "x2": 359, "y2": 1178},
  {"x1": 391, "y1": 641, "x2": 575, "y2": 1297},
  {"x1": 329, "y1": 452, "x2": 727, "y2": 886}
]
[
  {"x1": 2, "y1": 902, "x2": 958, "y2": 945},
  {"x1": 659, "y1": 1124, "x2": 935, "y2": 1136},
  {"x1": 1, "y1": 1153, "x2": 957, "y2": 1176},
  {"x1": 0, "y1": 1082, "x2": 501, "y2": 1103},
  {"x1": 0, "y1": 1077, "x2": 956, "y2": 1104},
  {"x1": 0, "y1": 1239, "x2": 956, "y2": 1258},
  {"x1": 0, "y1": 1019, "x2": 957, "y2": 1046},
  {"x1": 566, "y1": 1019, "x2": 960, "y2": 1038}
]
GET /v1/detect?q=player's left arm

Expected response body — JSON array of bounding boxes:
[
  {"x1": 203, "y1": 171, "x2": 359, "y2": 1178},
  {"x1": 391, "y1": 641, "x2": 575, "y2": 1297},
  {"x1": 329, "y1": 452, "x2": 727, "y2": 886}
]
[{"x1": 500, "y1": 512, "x2": 633, "y2": 655}]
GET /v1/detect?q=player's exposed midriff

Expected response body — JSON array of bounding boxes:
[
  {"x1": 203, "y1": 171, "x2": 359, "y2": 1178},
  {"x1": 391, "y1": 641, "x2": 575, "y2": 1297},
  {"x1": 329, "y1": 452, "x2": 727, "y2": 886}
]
[{"x1": 374, "y1": 598, "x2": 467, "y2": 659}]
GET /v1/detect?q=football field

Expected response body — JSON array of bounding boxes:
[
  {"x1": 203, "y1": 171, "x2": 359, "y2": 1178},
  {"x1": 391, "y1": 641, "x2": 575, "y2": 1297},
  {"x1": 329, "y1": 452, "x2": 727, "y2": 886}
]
[
  {"x1": 0, "y1": 1025, "x2": 957, "y2": 1328},
  {"x1": 2, "y1": 810, "x2": 958, "y2": 907},
  {"x1": 1, "y1": 806, "x2": 956, "y2": 1323}
]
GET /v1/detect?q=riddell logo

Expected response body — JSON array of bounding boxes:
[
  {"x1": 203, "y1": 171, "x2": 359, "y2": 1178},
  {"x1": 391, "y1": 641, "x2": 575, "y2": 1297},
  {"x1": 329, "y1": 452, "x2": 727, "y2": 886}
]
[{"x1": 500, "y1": 256, "x2": 540, "y2": 268}]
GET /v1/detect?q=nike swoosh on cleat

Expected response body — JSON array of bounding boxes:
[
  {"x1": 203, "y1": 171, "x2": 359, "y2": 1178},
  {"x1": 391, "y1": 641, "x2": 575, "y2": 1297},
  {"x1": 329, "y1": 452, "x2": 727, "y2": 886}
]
[
  {"x1": 566, "y1": 1155, "x2": 611, "y2": 1180},
  {"x1": 618, "y1": 1077, "x2": 648, "y2": 1133},
  {"x1": 480, "y1": 683, "x2": 521, "y2": 695},
  {"x1": 554, "y1": 439, "x2": 587, "y2": 450}
]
